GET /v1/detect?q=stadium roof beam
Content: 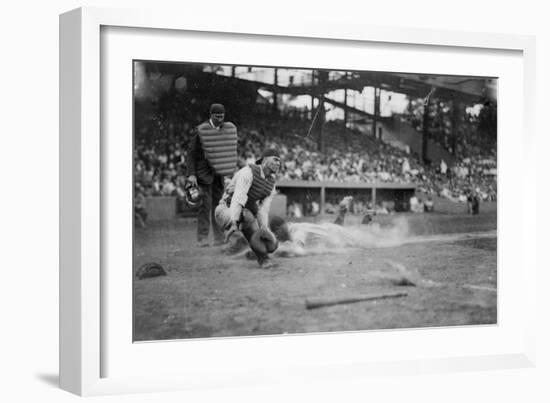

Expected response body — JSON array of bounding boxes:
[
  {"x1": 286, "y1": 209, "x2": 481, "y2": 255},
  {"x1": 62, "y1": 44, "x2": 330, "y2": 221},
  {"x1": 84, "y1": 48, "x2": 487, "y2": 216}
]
[
  {"x1": 256, "y1": 71, "x2": 495, "y2": 104},
  {"x1": 141, "y1": 61, "x2": 496, "y2": 104},
  {"x1": 255, "y1": 81, "x2": 380, "y2": 121},
  {"x1": 352, "y1": 71, "x2": 496, "y2": 103},
  {"x1": 323, "y1": 97, "x2": 376, "y2": 120},
  {"x1": 141, "y1": 61, "x2": 204, "y2": 75}
]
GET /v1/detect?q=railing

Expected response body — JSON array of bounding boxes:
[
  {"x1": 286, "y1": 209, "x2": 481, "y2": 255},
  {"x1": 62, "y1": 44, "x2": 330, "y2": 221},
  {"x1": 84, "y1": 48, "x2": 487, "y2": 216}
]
[{"x1": 276, "y1": 180, "x2": 417, "y2": 215}]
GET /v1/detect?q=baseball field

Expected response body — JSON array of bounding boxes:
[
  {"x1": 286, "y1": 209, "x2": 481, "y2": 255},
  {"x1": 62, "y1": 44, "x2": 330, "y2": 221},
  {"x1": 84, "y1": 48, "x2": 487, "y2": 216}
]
[{"x1": 133, "y1": 205, "x2": 497, "y2": 342}]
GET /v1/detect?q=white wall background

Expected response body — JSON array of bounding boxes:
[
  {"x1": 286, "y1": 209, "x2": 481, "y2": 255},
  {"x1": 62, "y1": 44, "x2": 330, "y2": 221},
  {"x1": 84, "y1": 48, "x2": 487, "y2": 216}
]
[{"x1": 1, "y1": 1, "x2": 548, "y2": 402}]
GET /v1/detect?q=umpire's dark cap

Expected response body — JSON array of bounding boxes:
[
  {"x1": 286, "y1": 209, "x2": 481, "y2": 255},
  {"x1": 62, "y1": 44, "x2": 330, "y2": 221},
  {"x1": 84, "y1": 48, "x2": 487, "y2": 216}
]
[{"x1": 209, "y1": 103, "x2": 225, "y2": 114}]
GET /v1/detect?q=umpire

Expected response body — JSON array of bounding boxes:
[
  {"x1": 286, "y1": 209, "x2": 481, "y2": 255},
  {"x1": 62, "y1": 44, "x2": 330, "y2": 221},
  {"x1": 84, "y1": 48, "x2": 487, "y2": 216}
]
[{"x1": 187, "y1": 103, "x2": 238, "y2": 247}]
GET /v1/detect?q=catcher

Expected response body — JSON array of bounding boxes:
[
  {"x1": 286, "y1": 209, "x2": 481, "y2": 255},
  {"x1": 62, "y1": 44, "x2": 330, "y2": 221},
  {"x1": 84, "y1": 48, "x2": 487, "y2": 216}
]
[{"x1": 214, "y1": 148, "x2": 282, "y2": 267}]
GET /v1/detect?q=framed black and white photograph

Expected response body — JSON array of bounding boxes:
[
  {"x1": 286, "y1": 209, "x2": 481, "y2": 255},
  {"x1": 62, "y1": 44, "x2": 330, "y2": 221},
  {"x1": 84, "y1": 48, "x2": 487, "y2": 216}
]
[
  {"x1": 132, "y1": 60, "x2": 498, "y2": 342},
  {"x1": 59, "y1": 7, "x2": 537, "y2": 396}
]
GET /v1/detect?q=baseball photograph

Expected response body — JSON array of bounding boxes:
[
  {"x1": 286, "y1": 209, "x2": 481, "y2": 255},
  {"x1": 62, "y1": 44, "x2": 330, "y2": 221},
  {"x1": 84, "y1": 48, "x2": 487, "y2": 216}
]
[{"x1": 132, "y1": 61, "x2": 497, "y2": 341}]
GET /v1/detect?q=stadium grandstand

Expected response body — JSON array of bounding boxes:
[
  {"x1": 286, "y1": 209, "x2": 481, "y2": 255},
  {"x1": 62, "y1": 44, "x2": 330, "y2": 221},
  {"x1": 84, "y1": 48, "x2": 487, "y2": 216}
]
[{"x1": 133, "y1": 61, "x2": 497, "y2": 218}]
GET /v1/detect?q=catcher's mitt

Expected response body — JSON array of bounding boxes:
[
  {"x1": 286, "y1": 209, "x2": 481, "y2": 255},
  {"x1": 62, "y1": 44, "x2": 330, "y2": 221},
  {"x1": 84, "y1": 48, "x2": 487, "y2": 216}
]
[
  {"x1": 249, "y1": 228, "x2": 279, "y2": 256},
  {"x1": 136, "y1": 262, "x2": 167, "y2": 280}
]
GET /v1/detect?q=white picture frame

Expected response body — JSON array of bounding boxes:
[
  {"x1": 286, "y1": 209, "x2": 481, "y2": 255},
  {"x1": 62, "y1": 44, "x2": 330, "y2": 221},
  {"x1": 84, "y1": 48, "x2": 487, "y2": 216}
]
[{"x1": 59, "y1": 6, "x2": 537, "y2": 396}]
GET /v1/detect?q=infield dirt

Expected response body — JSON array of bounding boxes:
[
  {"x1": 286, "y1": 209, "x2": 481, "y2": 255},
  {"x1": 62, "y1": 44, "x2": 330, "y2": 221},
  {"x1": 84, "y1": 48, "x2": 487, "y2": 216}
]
[{"x1": 133, "y1": 208, "x2": 497, "y2": 341}]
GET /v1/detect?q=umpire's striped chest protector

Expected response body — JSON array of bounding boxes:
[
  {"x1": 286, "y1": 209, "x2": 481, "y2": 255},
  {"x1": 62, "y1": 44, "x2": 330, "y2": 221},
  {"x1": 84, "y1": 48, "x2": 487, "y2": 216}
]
[{"x1": 197, "y1": 121, "x2": 238, "y2": 176}]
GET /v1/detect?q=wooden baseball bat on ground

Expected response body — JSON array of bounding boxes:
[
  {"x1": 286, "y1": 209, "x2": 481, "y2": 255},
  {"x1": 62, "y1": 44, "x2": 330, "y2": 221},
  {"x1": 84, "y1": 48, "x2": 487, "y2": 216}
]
[{"x1": 305, "y1": 291, "x2": 408, "y2": 310}]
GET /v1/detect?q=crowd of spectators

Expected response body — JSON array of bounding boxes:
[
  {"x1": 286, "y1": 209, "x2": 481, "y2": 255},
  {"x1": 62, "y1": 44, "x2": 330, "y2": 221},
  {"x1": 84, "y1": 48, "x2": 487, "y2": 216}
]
[
  {"x1": 417, "y1": 154, "x2": 497, "y2": 202},
  {"x1": 133, "y1": 113, "x2": 497, "y2": 210},
  {"x1": 134, "y1": 125, "x2": 189, "y2": 200},
  {"x1": 249, "y1": 119, "x2": 497, "y2": 203}
]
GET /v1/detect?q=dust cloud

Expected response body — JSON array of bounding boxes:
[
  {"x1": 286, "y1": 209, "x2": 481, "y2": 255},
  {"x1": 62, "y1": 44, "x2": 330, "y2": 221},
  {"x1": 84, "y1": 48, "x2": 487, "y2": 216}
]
[{"x1": 275, "y1": 217, "x2": 410, "y2": 257}]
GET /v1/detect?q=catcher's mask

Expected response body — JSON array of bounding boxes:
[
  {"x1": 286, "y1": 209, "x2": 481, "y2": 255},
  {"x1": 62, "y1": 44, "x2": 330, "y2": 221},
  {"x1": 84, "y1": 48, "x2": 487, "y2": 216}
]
[{"x1": 184, "y1": 184, "x2": 204, "y2": 208}]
